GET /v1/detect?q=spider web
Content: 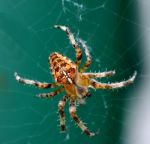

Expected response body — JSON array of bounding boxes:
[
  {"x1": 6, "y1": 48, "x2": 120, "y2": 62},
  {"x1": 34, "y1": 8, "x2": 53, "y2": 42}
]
[{"x1": 0, "y1": 0, "x2": 149, "y2": 144}]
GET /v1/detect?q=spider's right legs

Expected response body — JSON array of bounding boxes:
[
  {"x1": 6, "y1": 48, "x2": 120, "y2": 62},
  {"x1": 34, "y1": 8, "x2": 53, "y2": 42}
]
[
  {"x1": 69, "y1": 100, "x2": 95, "y2": 137},
  {"x1": 90, "y1": 71, "x2": 137, "y2": 89},
  {"x1": 83, "y1": 70, "x2": 115, "y2": 78},
  {"x1": 15, "y1": 72, "x2": 57, "y2": 89},
  {"x1": 58, "y1": 95, "x2": 69, "y2": 132},
  {"x1": 54, "y1": 25, "x2": 82, "y2": 66},
  {"x1": 78, "y1": 39, "x2": 92, "y2": 73}
]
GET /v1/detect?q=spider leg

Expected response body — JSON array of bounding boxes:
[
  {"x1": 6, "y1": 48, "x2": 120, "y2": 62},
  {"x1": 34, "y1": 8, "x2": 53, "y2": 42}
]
[
  {"x1": 15, "y1": 72, "x2": 57, "y2": 89},
  {"x1": 77, "y1": 39, "x2": 92, "y2": 72},
  {"x1": 83, "y1": 70, "x2": 115, "y2": 78},
  {"x1": 36, "y1": 87, "x2": 64, "y2": 98},
  {"x1": 90, "y1": 71, "x2": 137, "y2": 89},
  {"x1": 77, "y1": 92, "x2": 92, "y2": 105},
  {"x1": 54, "y1": 25, "x2": 82, "y2": 66},
  {"x1": 69, "y1": 100, "x2": 95, "y2": 137},
  {"x1": 82, "y1": 92, "x2": 92, "y2": 98},
  {"x1": 58, "y1": 95, "x2": 69, "y2": 132}
]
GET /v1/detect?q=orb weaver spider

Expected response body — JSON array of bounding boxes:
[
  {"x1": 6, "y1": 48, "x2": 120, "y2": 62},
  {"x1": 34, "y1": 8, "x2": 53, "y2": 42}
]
[{"x1": 15, "y1": 25, "x2": 137, "y2": 137}]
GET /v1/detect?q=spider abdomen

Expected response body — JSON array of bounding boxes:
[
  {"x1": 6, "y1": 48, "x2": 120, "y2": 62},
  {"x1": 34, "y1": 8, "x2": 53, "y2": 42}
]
[{"x1": 49, "y1": 52, "x2": 77, "y2": 84}]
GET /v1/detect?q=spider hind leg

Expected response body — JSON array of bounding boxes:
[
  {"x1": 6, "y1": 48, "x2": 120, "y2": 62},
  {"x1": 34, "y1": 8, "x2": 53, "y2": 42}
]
[
  {"x1": 58, "y1": 95, "x2": 69, "y2": 132},
  {"x1": 69, "y1": 100, "x2": 95, "y2": 137}
]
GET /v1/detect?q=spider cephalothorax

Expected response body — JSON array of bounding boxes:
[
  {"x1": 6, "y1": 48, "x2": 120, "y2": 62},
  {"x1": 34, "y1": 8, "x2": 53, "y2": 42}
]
[{"x1": 15, "y1": 25, "x2": 137, "y2": 137}]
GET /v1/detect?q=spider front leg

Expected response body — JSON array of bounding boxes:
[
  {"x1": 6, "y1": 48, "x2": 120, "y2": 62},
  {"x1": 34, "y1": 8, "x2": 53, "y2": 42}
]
[
  {"x1": 83, "y1": 70, "x2": 115, "y2": 79},
  {"x1": 77, "y1": 38, "x2": 92, "y2": 73},
  {"x1": 15, "y1": 72, "x2": 57, "y2": 89},
  {"x1": 58, "y1": 95, "x2": 69, "y2": 132},
  {"x1": 69, "y1": 100, "x2": 95, "y2": 137},
  {"x1": 90, "y1": 71, "x2": 137, "y2": 89},
  {"x1": 54, "y1": 25, "x2": 82, "y2": 66}
]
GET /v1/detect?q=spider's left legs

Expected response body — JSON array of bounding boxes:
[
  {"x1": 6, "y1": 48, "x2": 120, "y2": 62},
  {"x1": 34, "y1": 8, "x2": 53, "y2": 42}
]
[
  {"x1": 90, "y1": 71, "x2": 137, "y2": 89},
  {"x1": 15, "y1": 72, "x2": 57, "y2": 89},
  {"x1": 37, "y1": 87, "x2": 64, "y2": 98},
  {"x1": 58, "y1": 94, "x2": 69, "y2": 132},
  {"x1": 69, "y1": 100, "x2": 95, "y2": 137},
  {"x1": 54, "y1": 25, "x2": 82, "y2": 66}
]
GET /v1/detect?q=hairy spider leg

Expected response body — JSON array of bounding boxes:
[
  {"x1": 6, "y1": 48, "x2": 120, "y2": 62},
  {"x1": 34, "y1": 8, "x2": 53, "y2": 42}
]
[
  {"x1": 14, "y1": 72, "x2": 57, "y2": 89},
  {"x1": 36, "y1": 87, "x2": 64, "y2": 98},
  {"x1": 83, "y1": 70, "x2": 116, "y2": 78},
  {"x1": 54, "y1": 25, "x2": 82, "y2": 66},
  {"x1": 69, "y1": 100, "x2": 95, "y2": 137},
  {"x1": 58, "y1": 95, "x2": 69, "y2": 132},
  {"x1": 90, "y1": 71, "x2": 137, "y2": 89},
  {"x1": 78, "y1": 39, "x2": 92, "y2": 72}
]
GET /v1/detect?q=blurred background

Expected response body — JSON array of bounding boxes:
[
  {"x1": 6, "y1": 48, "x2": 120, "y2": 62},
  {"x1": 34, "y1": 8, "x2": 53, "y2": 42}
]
[{"x1": 0, "y1": 0, "x2": 149, "y2": 144}]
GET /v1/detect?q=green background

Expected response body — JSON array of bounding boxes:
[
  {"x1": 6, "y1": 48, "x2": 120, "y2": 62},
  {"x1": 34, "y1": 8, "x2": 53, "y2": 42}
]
[{"x1": 0, "y1": 0, "x2": 142, "y2": 144}]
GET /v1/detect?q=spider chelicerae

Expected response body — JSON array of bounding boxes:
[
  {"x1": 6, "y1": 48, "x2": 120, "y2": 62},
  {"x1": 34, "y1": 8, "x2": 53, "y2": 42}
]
[{"x1": 15, "y1": 25, "x2": 137, "y2": 137}]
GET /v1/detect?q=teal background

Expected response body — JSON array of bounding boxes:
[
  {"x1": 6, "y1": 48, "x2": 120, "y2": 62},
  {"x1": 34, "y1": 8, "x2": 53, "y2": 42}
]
[{"x1": 0, "y1": 0, "x2": 142, "y2": 144}]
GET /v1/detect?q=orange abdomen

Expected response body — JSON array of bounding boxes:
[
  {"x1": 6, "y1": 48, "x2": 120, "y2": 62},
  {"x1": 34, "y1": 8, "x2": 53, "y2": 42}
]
[{"x1": 49, "y1": 52, "x2": 77, "y2": 84}]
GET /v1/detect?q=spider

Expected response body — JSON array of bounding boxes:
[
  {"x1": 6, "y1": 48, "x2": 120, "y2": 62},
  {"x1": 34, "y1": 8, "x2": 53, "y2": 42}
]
[{"x1": 15, "y1": 25, "x2": 137, "y2": 137}]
